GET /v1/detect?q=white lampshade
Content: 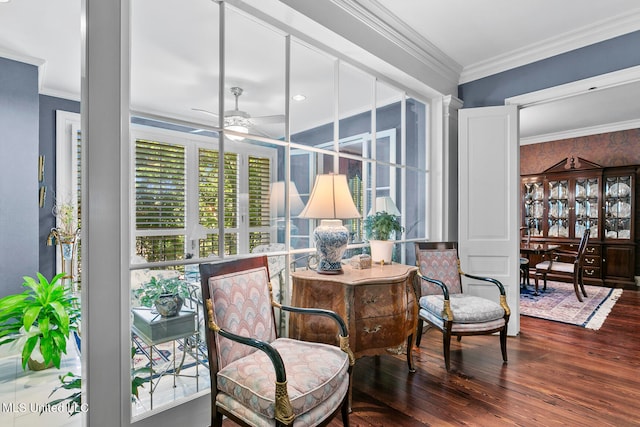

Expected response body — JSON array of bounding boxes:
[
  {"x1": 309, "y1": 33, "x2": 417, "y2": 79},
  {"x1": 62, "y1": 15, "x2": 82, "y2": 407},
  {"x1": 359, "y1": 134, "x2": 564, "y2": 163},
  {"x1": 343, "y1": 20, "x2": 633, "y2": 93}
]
[
  {"x1": 367, "y1": 196, "x2": 400, "y2": 216},
  {"x1": 269, "y1": 181, "x2": 305, "y2": 217},
  {"x1": 299, "y1": 174, "x2": 361, "y2": 220}
]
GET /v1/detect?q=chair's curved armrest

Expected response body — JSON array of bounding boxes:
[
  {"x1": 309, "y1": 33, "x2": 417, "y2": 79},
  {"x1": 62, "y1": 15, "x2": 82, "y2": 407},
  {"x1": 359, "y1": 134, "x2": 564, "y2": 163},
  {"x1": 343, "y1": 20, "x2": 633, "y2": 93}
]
[
  {"x1": 280, "y1": 305, "x2": 355, "y2": 365},
  {"x1": 416, "y1": 271, "x2": 453, "y2": 321},
  {"x1": 460, "y1": 272, "x2": 511, "y2": 316},
  {"x1": 416, "y1": 271, "x2": 450, "y2": 299},
  {"x1": 205, "y1": 299, "x2": 295, "y2": 424},
  {"x1": 461, "y1": 272, "x2": 507, "y2": 295}
]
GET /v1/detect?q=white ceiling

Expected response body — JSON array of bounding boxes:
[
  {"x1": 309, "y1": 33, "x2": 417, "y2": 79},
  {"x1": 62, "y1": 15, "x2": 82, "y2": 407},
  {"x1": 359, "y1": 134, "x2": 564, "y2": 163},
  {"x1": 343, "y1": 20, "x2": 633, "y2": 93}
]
[{"x1": 1, "y1": 0, "x2": 640, "y2": 141}]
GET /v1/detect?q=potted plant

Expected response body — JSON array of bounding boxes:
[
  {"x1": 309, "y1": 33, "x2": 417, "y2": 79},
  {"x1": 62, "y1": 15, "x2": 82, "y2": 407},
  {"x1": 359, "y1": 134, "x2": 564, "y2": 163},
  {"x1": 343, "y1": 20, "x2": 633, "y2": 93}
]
[
  {"x1": 133, "y1": 276, "x2": 190, "y2": 317},
  {"x1": 364, "y1": 211, "x2": 404, "y2": 264},
  {"x1": 0, "y1": 273, "x2": 80, "y2": 370}
]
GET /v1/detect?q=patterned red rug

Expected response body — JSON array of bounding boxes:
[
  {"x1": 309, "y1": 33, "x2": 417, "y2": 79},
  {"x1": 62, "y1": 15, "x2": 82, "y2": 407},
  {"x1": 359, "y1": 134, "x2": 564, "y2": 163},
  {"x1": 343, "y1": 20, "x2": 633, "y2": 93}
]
[{"x1": 520, "y1": 281, "x2": 622, "y2": 330}]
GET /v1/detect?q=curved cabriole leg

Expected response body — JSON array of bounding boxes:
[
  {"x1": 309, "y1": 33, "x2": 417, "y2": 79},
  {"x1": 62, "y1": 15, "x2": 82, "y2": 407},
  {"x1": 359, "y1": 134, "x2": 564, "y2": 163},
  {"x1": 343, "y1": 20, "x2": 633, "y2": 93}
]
[{"x1": 407, "y1": 334, "x2": 416, "y2": 373}]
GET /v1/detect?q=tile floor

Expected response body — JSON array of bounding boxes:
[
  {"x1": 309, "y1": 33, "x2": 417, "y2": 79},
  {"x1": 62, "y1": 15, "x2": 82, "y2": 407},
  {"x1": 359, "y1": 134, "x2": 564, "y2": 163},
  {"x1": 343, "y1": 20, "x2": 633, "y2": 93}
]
[{"x1": 0, "y1": 339, "x2": 209, "y2": 426}]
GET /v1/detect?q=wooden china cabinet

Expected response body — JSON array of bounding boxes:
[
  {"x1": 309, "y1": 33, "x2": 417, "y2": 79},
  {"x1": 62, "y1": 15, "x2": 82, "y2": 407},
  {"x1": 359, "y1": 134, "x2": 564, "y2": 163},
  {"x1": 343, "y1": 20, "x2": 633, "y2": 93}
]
[{"x1": 521, "y1": 156, "x2": 638, "y2": 289}]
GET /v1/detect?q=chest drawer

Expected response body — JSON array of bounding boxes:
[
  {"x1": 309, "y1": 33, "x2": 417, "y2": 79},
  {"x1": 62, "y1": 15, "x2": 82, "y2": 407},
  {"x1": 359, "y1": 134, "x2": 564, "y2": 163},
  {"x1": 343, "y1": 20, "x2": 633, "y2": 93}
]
[{"x1": 354, "y1": 283, "x2": 405, "y2": 318}]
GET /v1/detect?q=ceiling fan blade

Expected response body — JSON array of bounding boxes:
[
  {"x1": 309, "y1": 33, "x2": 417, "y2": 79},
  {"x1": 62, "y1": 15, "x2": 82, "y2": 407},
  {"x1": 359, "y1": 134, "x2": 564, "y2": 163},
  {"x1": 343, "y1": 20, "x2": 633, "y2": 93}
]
[
  {"x1": 251, "y1": 114, "x2": 285, "y2": 125},
  {"x1": 192, "y1": 108, "x2": 219, "y2": 119}
]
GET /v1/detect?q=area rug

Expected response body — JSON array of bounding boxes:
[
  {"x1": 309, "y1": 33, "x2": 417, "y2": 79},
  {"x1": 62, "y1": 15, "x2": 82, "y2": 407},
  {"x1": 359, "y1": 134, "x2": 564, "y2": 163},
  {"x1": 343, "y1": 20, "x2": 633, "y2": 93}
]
[{"x1": 520, "y1": 281, "x2": 622, "y2": 330}]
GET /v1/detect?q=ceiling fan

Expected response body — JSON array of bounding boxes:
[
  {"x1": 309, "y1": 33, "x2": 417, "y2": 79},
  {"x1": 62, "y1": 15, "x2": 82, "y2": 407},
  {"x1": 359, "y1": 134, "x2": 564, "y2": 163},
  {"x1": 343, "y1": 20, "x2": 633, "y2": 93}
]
[{"x1": 193, "y1": 86, "x2": 285, "y2": 138}]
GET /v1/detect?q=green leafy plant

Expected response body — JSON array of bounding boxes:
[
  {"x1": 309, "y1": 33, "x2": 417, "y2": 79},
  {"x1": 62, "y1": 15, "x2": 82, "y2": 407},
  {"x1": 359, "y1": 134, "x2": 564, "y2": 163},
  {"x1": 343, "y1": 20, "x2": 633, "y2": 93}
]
[
  {"x1": 45, "y1": 347, "x2": 151, "y2": 416},
  {"x1": 133, "y1": 276, "x2": 190, "y2": 308},
  {"x1": 364, "y1": 211, "x2": 404, "y2": 241},
  {"x1": 0, "y1": 273, "x2": 79, "y2": 370}
]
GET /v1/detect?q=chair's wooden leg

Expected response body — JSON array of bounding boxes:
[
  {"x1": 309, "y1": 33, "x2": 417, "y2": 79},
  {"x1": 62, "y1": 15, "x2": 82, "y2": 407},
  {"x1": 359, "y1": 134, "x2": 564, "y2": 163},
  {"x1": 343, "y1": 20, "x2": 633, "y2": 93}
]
[
  {"x1": 415, "y1": 318, "x2": 424, "y2": 347},
  {"x1": 534, "y1": 273, "x2": 540, "y2": 295},
  {"x1": 443, "y1": 331, "x2": 452, "y2": 371},
  {"x1": 579, "y1": 270, "x2": 588, "y2": 298},
  {"x1": 341, "y1": 386, "x2": 350, "y2": 427},
  {"x1": 500, "y1": 326, "x2": 508, "y2": 363},
  {"x1": 573, "y1": 276, "x2": 584, "y2": 302},
  {"x1": 212, "y1": 410, "x2": 224, "y2": 427}
]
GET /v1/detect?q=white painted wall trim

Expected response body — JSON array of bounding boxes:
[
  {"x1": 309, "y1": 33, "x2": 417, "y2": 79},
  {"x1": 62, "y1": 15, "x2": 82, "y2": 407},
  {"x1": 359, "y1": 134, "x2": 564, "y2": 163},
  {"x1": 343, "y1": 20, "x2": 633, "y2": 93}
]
[{"x1": 461, "y1": 9, "x2": 640, "y2": 84}]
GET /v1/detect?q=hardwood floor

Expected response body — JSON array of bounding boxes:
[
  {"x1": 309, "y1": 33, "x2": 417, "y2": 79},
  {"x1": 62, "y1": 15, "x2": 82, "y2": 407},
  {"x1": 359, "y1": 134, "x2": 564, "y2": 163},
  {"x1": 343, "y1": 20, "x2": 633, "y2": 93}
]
[{"x1": 326, "y1": 289, "x2": 640, "y2": 427}]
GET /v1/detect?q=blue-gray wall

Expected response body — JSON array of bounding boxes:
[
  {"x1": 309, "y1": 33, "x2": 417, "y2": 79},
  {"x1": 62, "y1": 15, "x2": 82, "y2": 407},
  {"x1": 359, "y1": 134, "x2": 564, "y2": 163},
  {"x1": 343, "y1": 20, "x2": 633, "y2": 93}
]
[
  {"x1": 0, "y1": 57, "x2": 39, "y2": 297},
  {"x1": 39, "y1": 95, "x2": 81, "y2": 279},
  {"x1": 459, "y1": 30, "x2": 640, "y2": 107}
]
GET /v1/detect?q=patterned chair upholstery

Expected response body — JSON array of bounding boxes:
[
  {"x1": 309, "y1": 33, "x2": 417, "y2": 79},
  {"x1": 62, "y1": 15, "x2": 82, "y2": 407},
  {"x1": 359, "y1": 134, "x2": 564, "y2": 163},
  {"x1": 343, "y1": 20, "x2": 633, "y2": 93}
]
[
  {"x1": 199, "y1": 257, "x2": 353, "y2": 427},
  {"x1": 414, "y1": 242, "x2": 510, "y2": 371}
]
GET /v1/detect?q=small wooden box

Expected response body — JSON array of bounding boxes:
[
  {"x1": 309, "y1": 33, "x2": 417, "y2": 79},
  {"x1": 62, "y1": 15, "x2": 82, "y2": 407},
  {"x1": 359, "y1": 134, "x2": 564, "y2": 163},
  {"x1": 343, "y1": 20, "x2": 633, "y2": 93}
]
[{"x1": 350, "y1": 254, "x2": 372, "y2": 269}]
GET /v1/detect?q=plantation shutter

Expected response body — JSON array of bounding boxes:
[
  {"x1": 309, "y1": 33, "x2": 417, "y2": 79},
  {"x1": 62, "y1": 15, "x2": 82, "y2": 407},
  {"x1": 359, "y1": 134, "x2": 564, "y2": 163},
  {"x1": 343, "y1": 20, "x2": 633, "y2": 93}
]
[
  {"x1": 135, "y1": 139, "x2": 186, "y2": 262},
  {"x1": 198, "y1": 148, "x2": 239, "y2": 256},
  {"x1": 248, "y1": 155, "x2": 271, "y2": 249}
]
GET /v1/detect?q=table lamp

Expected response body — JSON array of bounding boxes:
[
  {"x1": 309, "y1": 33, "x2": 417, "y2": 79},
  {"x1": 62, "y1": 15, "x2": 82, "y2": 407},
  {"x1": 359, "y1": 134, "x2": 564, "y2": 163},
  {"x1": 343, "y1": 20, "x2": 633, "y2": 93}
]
[
  {"x1": 299, "y1": 174, "x2": 361, "y2": 274},
  {"x1": 269, "y1": 181, "x2": 305, "y2": 243},
  {"x1": 368, "y1": 196, "x2": 401, "y2": 216}
]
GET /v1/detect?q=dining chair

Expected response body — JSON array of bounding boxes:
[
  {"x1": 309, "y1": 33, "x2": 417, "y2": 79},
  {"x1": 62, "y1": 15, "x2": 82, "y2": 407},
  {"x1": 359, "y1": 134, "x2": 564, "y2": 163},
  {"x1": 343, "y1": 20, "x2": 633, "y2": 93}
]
[
  {"x1": 534, "y1": 229, "x2": 590, "y2": 302},
  {"x1": 199, "y1": 256, "x2": 353, "y2": 427},
  {"x1": 414, "y1": 242, "x2": 510, "y2": 371}
]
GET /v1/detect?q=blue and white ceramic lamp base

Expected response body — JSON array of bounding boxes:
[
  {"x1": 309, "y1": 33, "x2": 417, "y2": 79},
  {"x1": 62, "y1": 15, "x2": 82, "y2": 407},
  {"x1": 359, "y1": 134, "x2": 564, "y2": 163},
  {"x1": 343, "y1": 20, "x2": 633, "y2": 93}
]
[{"x1": 313, "y1": 219, "x2": 350, "y2": 274}]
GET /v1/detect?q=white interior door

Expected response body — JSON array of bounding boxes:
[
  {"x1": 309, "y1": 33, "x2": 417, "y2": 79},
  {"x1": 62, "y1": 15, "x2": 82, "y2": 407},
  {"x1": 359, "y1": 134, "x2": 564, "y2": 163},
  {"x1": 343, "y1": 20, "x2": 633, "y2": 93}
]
[{"x1": 458, "y1": 105, "x2": 520, "y2": 336}]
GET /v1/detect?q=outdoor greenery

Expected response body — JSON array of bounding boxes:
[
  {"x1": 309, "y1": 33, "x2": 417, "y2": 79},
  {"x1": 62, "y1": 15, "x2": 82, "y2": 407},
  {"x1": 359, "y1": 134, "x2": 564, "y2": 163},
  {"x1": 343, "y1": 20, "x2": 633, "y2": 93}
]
[
  {"x1": 45, "y1": 347, "x2": 151, "y2": 416},
  {"x1": 364, "y1": 211, "x2": 404, "y2": 241},
  {"x1": 0, "y1": 273, "x2": 80, "y2": 370}
]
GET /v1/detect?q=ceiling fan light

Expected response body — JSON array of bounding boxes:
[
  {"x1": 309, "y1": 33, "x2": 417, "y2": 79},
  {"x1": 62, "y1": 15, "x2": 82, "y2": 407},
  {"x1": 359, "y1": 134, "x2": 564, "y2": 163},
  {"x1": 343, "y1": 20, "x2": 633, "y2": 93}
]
[{"x1": 224, "y1": 115, "x2": 250, "y2": 141}]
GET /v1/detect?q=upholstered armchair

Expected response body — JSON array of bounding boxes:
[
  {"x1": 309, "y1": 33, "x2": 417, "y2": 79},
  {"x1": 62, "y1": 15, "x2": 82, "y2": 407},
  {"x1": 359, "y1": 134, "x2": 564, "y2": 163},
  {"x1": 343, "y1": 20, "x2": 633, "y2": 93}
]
[
  {"x1": 414, "y1": 242, "x2": 510, "y2": 371},
  {"x1": 199, "y1": 256, "x2": 353, "y2": 427},
  {"x1": 534, "y1": 229, "x2": 590, "y2": 301}
]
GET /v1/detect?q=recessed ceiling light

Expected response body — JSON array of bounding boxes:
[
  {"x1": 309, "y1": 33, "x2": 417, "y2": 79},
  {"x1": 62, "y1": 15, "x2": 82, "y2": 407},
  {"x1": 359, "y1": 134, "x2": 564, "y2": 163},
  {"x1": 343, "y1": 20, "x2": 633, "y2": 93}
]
[
  {"x1": 292, "y1": 94, "x2": 306, "y2": 102},
  {"x1": 0, "y1": 0, "x2": 12, "y2": 3}
]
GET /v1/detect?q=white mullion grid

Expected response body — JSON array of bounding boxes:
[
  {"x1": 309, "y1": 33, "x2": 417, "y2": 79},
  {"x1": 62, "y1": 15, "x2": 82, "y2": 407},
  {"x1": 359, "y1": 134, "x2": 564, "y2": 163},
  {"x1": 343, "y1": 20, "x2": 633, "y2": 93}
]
[{"x1": 185, "y1": 140, "x2": 200, "y2": 256}]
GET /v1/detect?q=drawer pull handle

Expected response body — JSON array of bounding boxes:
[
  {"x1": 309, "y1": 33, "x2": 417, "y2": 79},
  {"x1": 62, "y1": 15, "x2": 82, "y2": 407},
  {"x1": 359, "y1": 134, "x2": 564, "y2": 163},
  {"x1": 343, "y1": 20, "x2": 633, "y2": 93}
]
[
  {"x1": 585, "y1": 269, "x2": 595, "y2": 276},
  {"x1": 587, "y1": 247, "x2": 595, "y2": 253},
  {"x1": 362, "y1": 296, "x2": 378, "y2": 304},
  {"x1": 586, "y1": 258, "x2": 594, "y2": 265},
  {"x1": 363, "y1": 325, "x2": 382, "y2": 334}
]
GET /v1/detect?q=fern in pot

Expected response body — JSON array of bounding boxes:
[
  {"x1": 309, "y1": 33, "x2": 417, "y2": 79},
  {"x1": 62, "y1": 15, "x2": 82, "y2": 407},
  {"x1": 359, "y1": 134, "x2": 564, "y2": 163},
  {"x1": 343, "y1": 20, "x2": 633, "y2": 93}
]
[{"x1": 364, "y1": 211, "x2": 404, "y2": 264}]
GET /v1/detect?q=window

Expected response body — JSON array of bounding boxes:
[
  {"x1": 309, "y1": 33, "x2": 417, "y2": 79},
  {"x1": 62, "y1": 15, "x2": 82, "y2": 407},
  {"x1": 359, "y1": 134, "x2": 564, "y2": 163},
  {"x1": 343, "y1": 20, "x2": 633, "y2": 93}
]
[{"x1": 131, "y1": 126, "x2": 276, "y2": 265}]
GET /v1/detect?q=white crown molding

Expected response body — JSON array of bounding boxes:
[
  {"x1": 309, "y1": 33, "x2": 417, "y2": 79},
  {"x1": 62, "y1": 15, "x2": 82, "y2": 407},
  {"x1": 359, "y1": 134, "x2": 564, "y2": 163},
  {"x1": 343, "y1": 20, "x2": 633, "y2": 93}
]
[
  {"x1": 330, "y1": 0, "x2": 462, "y2": 83},
  {"x1": 461, "y1": 8, "x2": 640, "y2": 84},
  {"x1": 520, "y1": 118, "x2": 640, "y2": 146}
]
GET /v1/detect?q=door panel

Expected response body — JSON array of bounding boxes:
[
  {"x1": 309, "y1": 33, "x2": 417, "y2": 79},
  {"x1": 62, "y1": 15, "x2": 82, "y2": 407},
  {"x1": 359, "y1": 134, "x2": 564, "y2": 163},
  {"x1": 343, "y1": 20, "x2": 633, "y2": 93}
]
[{"x1": 459, "y1": 105, "x2": 520, "y2": 335}]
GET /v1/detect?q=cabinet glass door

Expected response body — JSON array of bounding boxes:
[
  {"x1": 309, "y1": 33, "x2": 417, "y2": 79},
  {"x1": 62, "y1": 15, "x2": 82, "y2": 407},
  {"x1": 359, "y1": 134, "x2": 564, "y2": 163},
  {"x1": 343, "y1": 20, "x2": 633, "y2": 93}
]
[
  {"x1": 575, "y1": 177, "x2": 599, "y2": 238},
  {"x1": 547, "y1": 180, "x2": 569, "y2": 237},
  {"x1": 604, "y1": 175, "x2": 632, "y2": 240},
  {"x1": 523, "y1": 181, "x2": 543, "y2": 236}
]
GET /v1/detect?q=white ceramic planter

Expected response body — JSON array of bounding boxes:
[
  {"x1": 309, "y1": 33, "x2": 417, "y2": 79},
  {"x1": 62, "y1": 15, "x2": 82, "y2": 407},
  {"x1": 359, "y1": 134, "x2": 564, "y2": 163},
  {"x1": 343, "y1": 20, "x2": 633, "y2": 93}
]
[{"x1": 369, "y1": 240, "x2": 394, "y2": 264}]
